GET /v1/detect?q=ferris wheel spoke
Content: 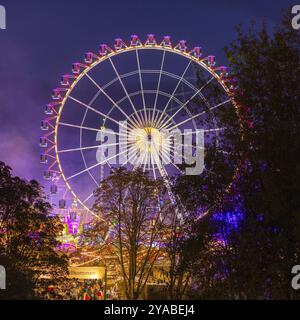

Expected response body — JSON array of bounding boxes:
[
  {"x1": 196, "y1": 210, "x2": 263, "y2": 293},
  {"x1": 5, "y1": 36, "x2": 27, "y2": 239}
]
[
  {"x1": 108, "y1": 57, "x2": 144, "y2": 127},
  {"x1": 132, "y1": 147, "x2": 145, "y2": 167},
  {"x1": 133, "y1": 150, "x2": 148, "y2": 171},
  {"x1": 129, "y1": 142, "x2": 150, "y2": 170},
  {"x1": 174, "y1": 90, "x2": 195, "y2": 97},
  {"x1": 175, "y1": 142, "x2": 204, "y2": 150},
  {"x1": 82, "y1": 192, "x2": 95, "y2": 204},
  {"x1": 135, "y1": 49, "x2": 147, "y2": 124},
  {"x1": 58, "y1": 122, "x2": 128, "y2": 138},
  {"x1": 149, "y1": 151, "x2": 157, "y2": 180},
  {"x1": 115, "y1": 89, "x2": 185, "y2": 120},
  {"x1": 144, "y1": 152, "x2": 151, "y2": 172},
  {"x1": 60, "y1": 122, "x2": 99, "y2": 133},
  {"x1": 126, "y1": 144, "x2": 139, "y2": 166},
  {"x1": 203, "y1": 166, "x2": 218, "y2": 177},
  {"x1": 157, "y1": 76, "x2": 215, "y2": 131},
  {"x1": 176, "y1": 143, "x2": 229, "y2": 155},
  {"x1": 120, "y1": 142, "x2": 149, "y2": 169},
  {"x1": 93, "y1": 68, "x2": 205, "y2": 128},
  {"x1": 79, "y1": 93, "x2": 100, "y2": 188},
  {"x1": 151, "y1": 141, "x2": 169, "y2": 179},
  {"x1": 165, "y1": 98, "x2": 232, "y2": 132},
  {"x1": 161, "y1": 145, "x2": 181, "y2": 172},
  {"x1": 58, "y1": 141, "x2": 127, "y2": 154},
  {"x1": 154, "y1": 60, "x2": 192, "y2": 128},
  {"x1": 154, "y1": 157, "x2": 165, "y2": 179},
  {"x1": 142, "y1": 150, "x2": 150, "y2": 172},
  {"x1": 68, "y1": 95, "x2": 130, "y2": 132},
  {"x1": 152, "y1": 50, "x2": 166, "y2": 125},
  {"x1": 170, "y1": 143, "x2": 205, "y2": 165},
  {"x1": 66, "y1": 149, "x2": 128, "y2": 181},
  {"x1": 166, "y1": 155, "x2": 182, "y2": 173},
  {"x1": 169, "y1": 142, "x2": 193, "y2": 161},
  {"x1": 85, "y1": 73, "x2": 139, "y2": 130},
  {"x1": 177, "y1": 127, "x2": 227, "y2": 136},
  {"x1": 123, "y1": 145, "x2": 140, "y2": 166}
]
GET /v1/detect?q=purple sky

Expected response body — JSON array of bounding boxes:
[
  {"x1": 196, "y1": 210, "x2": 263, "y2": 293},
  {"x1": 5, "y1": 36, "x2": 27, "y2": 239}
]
[{"x1": 0, "y1": 0, "x2": 294, "y2": 184}]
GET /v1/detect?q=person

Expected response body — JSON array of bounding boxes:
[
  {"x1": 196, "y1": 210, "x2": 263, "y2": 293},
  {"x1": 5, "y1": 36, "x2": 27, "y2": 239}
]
[
  {"x1": 95, "y1": 283, "x2": 103, "y2": 300},
  {"x1": 71, "y1": 283, "x2": 77, "y2": 300},
  {"x1": 77, "y1": 283, "x2": 84, "y2": 300},
  {"x1": 83, "y1": 285, "x2": 92, "y2": 300}
]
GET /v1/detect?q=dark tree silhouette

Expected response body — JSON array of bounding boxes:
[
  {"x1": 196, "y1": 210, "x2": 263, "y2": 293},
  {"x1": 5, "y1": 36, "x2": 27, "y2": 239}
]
[
  {"x1": 90, "y1": 167, "x2": 174, "y2": 300},
  {"x1": 174, "y1": 17, "x2": 300, "y2": 299},
  {"x1": 0, "y1": 161, "x2": 69, "y2": 300}
]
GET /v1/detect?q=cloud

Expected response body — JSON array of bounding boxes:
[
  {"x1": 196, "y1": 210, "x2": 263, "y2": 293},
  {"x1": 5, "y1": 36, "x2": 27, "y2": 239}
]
[
  {"x1": 0, "y1": 39, "x2": 50, "y2": 182},
  {"x1": 0, "y1": 130, "x2": 37, "y2": 180}
]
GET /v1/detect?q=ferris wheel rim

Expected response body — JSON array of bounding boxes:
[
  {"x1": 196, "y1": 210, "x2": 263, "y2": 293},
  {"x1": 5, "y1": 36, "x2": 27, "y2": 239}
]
[{"x1": 41, "y1": 35, "x2": 244, "y2": 216}]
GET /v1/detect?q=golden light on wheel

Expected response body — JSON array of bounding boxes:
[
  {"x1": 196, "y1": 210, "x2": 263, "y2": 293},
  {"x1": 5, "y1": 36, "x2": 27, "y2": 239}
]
[{"x1": 40, "y1": 34, "x2": 243, "y2": 221}]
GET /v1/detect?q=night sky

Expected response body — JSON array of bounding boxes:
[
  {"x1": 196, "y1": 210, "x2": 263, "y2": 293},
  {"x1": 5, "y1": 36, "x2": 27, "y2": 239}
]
[{"x1": 0, "y1": 0, "x2": 294, "y2": 184}]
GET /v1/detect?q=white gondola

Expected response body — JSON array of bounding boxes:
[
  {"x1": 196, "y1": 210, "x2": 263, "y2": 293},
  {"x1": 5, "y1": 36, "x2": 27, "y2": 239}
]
[
  {"x1": 45, "y1": 104, "x2": 54, "y2": 115},
  {"x1": 219, "y1": 66, "x2": 228, "y2": 78},
  {"x1": 114, "y1": 38, "x2": 126, "y2": 51},
  {"x1": 130, "y1": 35, "x2": 141, "y2": 46},
  {"x1": 176, "y1": 40, "x2": 187, "y2": 52},
  {"x1": 59, "y1": 199, "x2": 66, "y2": 209},
  {"x1": 50, "y1": 184, "x2": 58, "y2": 194},
  {"x1": 161, "y1": 35, "x2": 172, "y2": 47},
  {"x1": 84, "y1": 52, "x2": 93, "y2": 64},
  {"x1": 40, "y1": 154, "x2": 48, "y2": 164},
  {"x1": 52, "y1": 89, "x2": 61, "y2": 100},
  {"x1": 99, "y1": 44, "x2": 112, "y2": 56},
  {"x1": 41, "y1": 120, "x2": 49, "y2": 131},
  {"x1": 190, "y1": 47, "x2": 202, "y2": 59},
  {"x1": 69, "y1": 211, "x2": 77, "y2": 221},
  {"x1": 208, "y1": 55, "x2": 216, "y2": 67},
  {"x1": 39, "y1": 137, "x2": 47, "y2": 148},
  {"x1": 43, "y1": 171, "x2": 52, "y2": 180},
  {"x1": 72, "y1": 63, "x2": 80, "y2": 75},
  {"x1": 145, "y1": 34, "x2": 156, "y2": 46},
  {"x1": 61, "y1": 75, "x2": 69, "y2": 86}
]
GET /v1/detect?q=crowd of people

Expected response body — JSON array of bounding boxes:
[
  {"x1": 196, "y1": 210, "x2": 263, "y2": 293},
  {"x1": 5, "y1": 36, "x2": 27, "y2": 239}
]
[
  {"x1": 41, "y1": 278, "x2": 120, "y2": 300},
  {"x1": 43, "y1": 279, "x2": 104, "y2": 300}
]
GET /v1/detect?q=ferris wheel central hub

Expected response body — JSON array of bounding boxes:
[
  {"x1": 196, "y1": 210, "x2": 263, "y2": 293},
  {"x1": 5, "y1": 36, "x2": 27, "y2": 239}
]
[{"x1": 128, "y1": 126, "x2": 165, "y2": 156}]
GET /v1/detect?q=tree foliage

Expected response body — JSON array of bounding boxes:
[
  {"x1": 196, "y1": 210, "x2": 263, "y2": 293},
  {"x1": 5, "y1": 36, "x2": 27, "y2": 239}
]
[
  {"x1": 90, "y1": 167, "x2": 174, "y2": 300},
  {"x1": 0, "y1": 161, "x2": 69, "y2": 299},
  {"x1": 175, "y1": 17, "x2": 300, "y2": 299}
]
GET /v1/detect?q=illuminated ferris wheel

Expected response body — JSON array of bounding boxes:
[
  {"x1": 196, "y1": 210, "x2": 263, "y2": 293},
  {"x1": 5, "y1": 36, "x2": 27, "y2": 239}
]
[{"x1": 40, "y1": 34, "x2": 241, "y2": 218}]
